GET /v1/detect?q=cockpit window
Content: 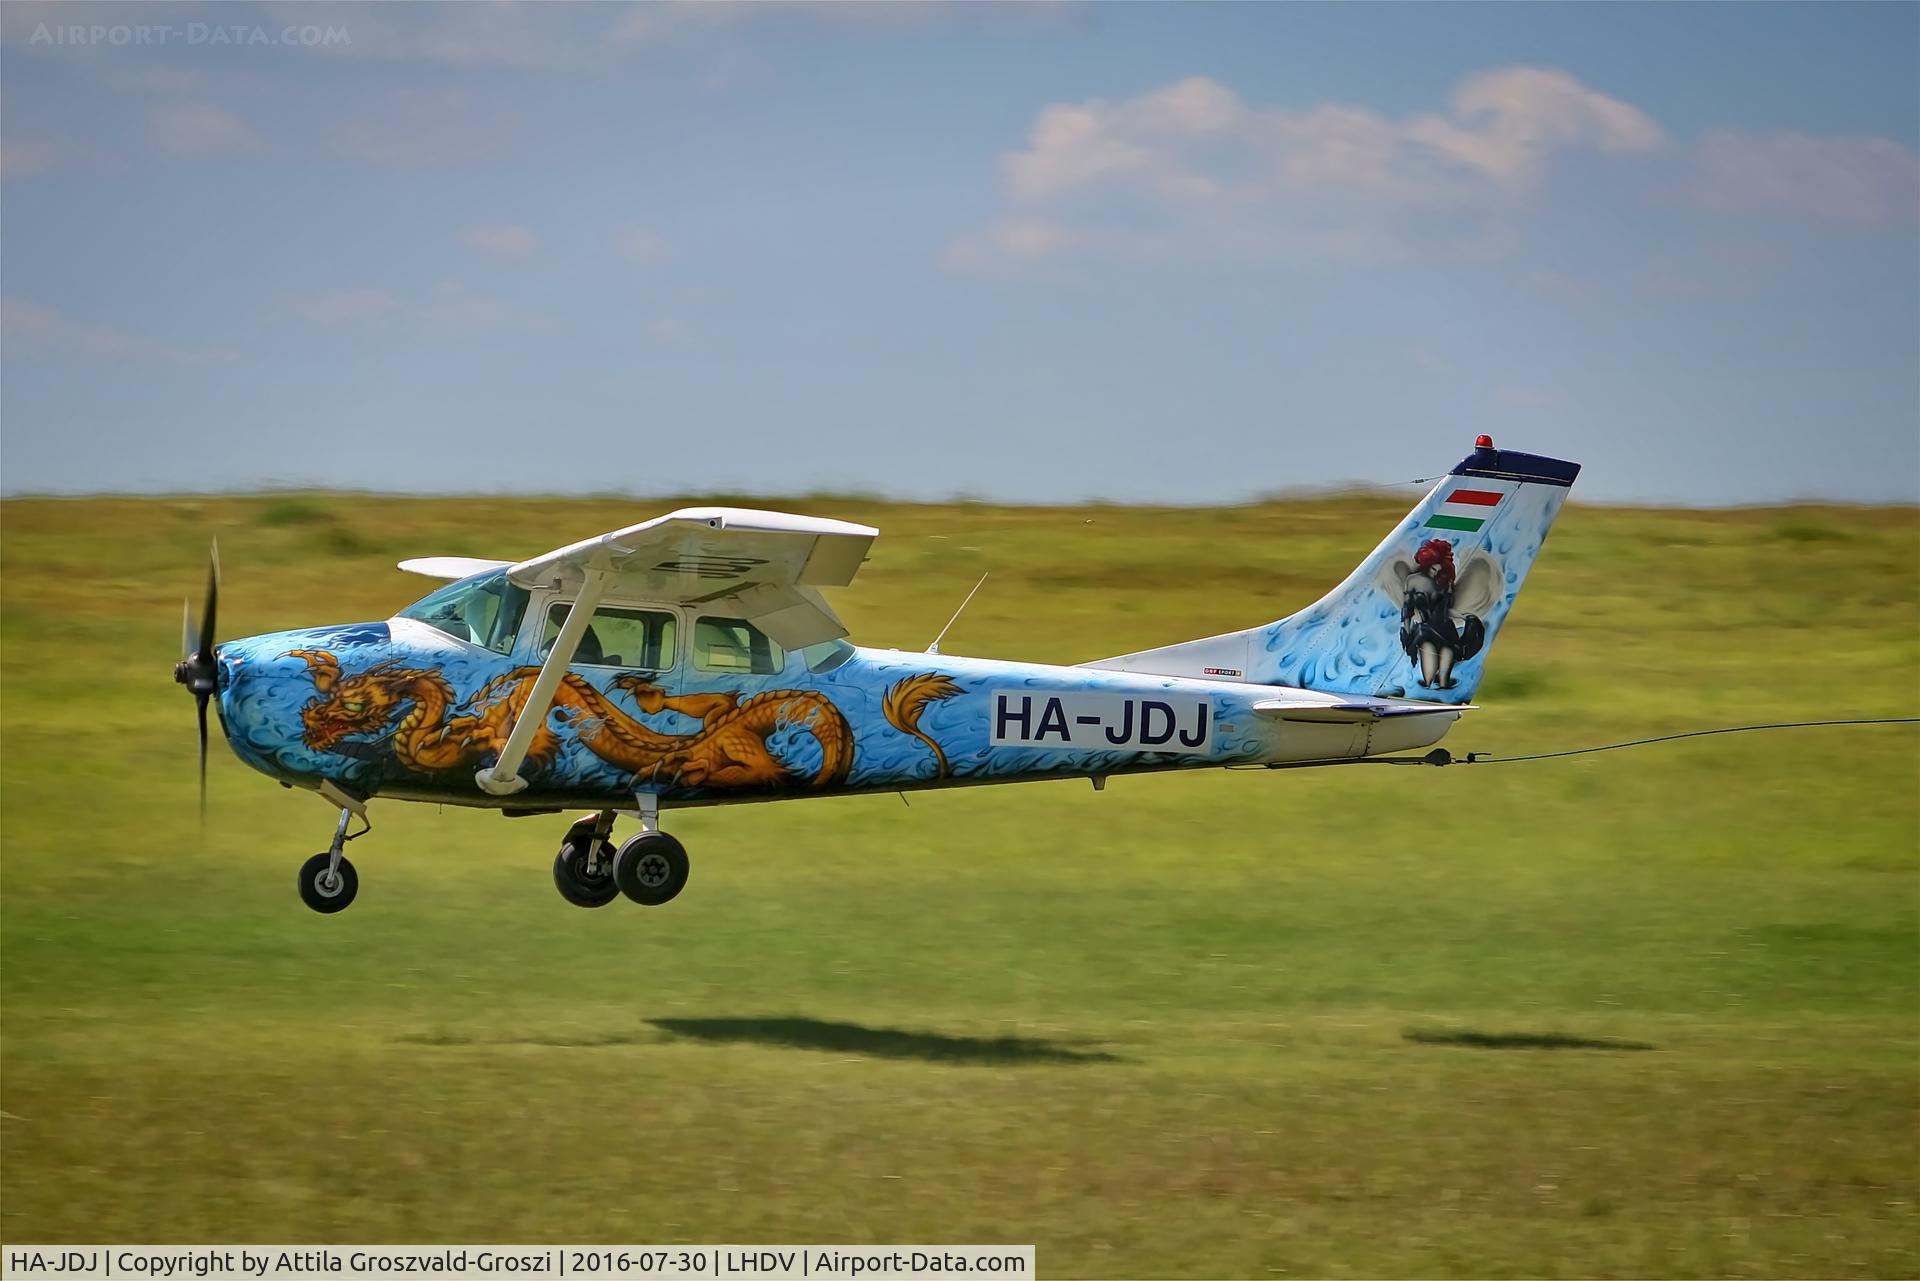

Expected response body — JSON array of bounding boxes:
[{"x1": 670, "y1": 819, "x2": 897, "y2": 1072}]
[{"x1": 397, "y1": 569, "x2": 530, "y2": 655}]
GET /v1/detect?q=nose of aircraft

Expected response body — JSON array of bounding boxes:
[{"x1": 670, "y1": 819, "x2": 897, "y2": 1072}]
[{"x1": 210, "y1": 631, "x2": 301, "y2": 722}]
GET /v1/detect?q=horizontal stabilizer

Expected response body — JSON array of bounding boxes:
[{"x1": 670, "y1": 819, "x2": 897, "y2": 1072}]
[{"x1": 1251, "y1": 697, "x2": 1474, "y2": 724}]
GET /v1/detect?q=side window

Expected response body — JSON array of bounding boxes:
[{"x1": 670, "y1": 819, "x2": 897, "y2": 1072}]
[
  {"x1": 694, "y1": 616, "x2": 784, "y2": 675},
  {"x1": 541, "y1": 604, "x2": 677, "y2": 670}
]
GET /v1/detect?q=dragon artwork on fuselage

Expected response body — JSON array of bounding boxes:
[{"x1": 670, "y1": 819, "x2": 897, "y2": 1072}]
[
  {"x1": 282, "y1": 646, "x2": 963, "y2": 795},
  {"x1": 217, "y1": 617, "x2": 1268, "y2": 809}
]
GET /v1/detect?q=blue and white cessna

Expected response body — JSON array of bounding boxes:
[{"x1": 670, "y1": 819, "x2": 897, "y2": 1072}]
[{"x1": 173, "y1": 437, "x2": 1578, "y2": 912}]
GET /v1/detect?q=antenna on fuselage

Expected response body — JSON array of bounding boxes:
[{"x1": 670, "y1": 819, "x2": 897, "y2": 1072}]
[{"x1": 927, "y1": 572, "x2": 989, "y2": 655}]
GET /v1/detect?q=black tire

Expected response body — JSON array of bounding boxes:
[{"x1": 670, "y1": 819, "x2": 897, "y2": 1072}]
[
  {"x1": 613, "y1": 832, "x2": 689, "y2": 906},
  {"x1": 298, "y1": 852, "x2": 358, "y2": 914},
  {"x1": 553, "y1": 836, "x2": 620, "y2": 908}
]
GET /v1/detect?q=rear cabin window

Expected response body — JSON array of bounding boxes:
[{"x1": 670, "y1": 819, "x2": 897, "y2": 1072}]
[
  {"x1": 694, "y1": 616, "x2": 784, "y2": 675},
  {"x1": 540, "y1": 604, "x2": 677, "y2": 671}
]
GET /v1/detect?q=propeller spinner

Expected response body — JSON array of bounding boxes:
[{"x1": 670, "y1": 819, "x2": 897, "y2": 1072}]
[{"x1": 171, "y1": 543, "x2": 221, "y2": 814}]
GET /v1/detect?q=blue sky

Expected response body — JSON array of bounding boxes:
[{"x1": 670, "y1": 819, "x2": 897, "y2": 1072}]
[{"x1": 2, "y1": 1, "x2": 1915, "y2": 504}]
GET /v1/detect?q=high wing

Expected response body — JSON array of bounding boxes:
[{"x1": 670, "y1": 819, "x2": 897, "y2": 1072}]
[
  {"x1": 1251, "y1": 693, "x2": 1474, "y2": 723},
  {"x1": 505, "y1": 506, "x2": 877, "y2": 650},
  {"x1": 468, "y1": 506, "x2": 877, "y2": 798}
]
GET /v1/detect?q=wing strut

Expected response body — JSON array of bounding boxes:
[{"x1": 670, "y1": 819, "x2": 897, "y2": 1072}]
[{"x1": 474, "y1": 565, "x2": 611, "y2": 797}]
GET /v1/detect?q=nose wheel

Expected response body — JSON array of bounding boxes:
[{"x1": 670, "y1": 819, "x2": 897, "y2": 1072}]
[
  {"x1": 298, "y1": 851, "x2": 358, "y2": 913},
  {"x1": 298, "y1": 800, "x2": 368, "y2": 913}
]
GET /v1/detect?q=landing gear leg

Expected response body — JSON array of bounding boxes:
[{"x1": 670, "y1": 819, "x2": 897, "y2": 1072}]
[
  {"x1": 298, "y1": 805, "x2": 364, "y2": 913},
  {"x1": 614, "y1": 792, "x2": 689, "y2": 906},
  {"x1": 553, "y1": 809, "x2": 620, "y2": 908}
]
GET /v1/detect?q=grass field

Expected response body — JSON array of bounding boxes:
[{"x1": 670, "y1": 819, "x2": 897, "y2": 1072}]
[{"x1": 2, "y1": 490, "x2": 1916, "y2": 1278}]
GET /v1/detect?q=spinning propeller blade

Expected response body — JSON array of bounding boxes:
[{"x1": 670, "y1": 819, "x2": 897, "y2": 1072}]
[
  {"x1": 172, "y1": 542, "x2": 221, "y2": 817},
  {"x1": 198, "y1": 694, "x2": 209, "y2": 815},
  {"x1": 199, "y1": 542, "x2": 219, "y2": 663}
]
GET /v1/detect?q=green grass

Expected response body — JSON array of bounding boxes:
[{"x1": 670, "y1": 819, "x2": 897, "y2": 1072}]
[{"x1": 3, "y1": 492, "x2": 1917, "y2": 1277}]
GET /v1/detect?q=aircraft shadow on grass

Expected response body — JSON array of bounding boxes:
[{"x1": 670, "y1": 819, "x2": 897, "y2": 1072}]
[
  {"x1": 1403, "y1": 1027, "x2": 1657, "y2": 1052},
  {"x1": 647, "y1": 1016, "x2": 1124, "y2": 1065},
  {"x1": 396, "y1": 1018, "x2": 1124, "y2": 1064}
]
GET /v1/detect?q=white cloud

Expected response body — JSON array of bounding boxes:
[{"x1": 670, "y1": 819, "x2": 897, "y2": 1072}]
[
  {"x1": 1, "y1": 298, "x2": 235, "y2": 365},
  {"x1": 944, "y1": 219, "x2": 1180, "y2": 272},
  {"x1": 267, "y1": 1, "x2": 629, "y2": 70},
  {"x1": 146, "y1": 103, "x2": 259, "y2": 155},
  {"x1": 287, "y1": 283, "x2": 547, "y2": 336},
  {"x1": 957, "y1": 66, "x2": 1664, "y2": 268},
  {"x1": 108, "y1": 67, "x2": 203, "y2": 93},
  {"x1": 1003, "y1": 68, "x2": 1661, "y2": 207},
  {"x1": 646, "y1": 316, "x2": 693, "y2": 345},
  {"x1": 276, "y1": 0, "x2": 1030, "y2": 69},
  {"x1": 329, "y1": 90, "x2": 513, "y2": 165},
  {"x1": 288, "y1": 289, "x2": 405, "y2": 326},
  {"x1": 413, "y1": 283, "x2": 549, "y2": 336},
  {"x1": 462, "y1": 224, "x2": 539, "y2": 256},
  {"x1": 618, "y1": 227, "x2": 669, "y2": 262},
  {"x1": 0, "y1": 138, "x2": 57, "y2": 178},
  {"x1": 1491, "y1": 384, "x2": 1557, "y2": 411},
  {"x1": 1688, "y1": 130, "x2": 1920, "y2": 226}
]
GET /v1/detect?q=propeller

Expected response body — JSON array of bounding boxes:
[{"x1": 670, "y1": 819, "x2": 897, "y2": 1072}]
[{"x1": 172, "y1": 542, "x2": 221, "y2": 815}]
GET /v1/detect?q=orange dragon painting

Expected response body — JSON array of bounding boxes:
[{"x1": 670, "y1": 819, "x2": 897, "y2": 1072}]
[{"x1": 289, "y1": 650, "x2": 960, "y2": 790}]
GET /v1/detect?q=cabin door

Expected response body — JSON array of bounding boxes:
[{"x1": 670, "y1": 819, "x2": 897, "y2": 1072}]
[{"x1": 528, "y1": 594, "x2": 687, "y2": 703}]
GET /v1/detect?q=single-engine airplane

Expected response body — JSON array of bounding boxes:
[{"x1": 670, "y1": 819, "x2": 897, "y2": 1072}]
[{"x1": 174, "y1": 436, "x2": 1578, "y2": 913}]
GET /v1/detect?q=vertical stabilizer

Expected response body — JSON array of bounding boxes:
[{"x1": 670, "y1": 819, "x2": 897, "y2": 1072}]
[{"x1": 1081, "y1": 438, "x2": 1580, "y2": 704}]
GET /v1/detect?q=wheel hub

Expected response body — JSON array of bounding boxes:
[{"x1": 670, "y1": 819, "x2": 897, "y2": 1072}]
[{"x1": 637, "y1": 854, "x2": 670, "y2": 887}]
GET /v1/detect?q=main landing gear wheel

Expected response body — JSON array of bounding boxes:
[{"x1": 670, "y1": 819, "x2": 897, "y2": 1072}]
[
  {"x1": 298, "y1": 851, "x2": 358, "y2": 914},
  {"x1": 613, "y1": 832, "x2": 689, "y2": 906},
  {"x1": 554, "y1": 820, "x2": 620, "y2": 909}
]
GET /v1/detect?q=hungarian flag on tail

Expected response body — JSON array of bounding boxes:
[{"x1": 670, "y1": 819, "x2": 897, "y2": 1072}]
[{"x1": 1425, "y1": 481, "x2": 1515, "y2": 533}]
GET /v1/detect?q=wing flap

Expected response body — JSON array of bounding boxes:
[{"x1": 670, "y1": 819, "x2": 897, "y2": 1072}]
[{"x1": 711, "y1": 582, "x2": 848, "y2": 649}]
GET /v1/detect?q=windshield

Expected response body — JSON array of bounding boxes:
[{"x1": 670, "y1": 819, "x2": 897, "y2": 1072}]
[{"x1": 397, "y1": 569, "x2": 530, "y2": 655}]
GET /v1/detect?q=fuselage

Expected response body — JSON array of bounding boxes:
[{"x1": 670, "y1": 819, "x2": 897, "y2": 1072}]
[{"x1": 214, "y1": 609, "x2": 1456, "y2": 812}]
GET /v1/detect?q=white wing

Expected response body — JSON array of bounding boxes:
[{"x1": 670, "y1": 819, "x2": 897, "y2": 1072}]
[{"x1": 506, "y1": 506, "x2": 877, "y2": 649}]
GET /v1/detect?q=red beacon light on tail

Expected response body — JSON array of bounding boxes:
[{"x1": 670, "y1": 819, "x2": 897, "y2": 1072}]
[{"x1": 1475, "y1": 434, "x2": 1495, "y2": 449}]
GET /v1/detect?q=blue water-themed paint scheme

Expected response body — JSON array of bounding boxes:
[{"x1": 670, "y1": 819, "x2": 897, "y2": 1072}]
[
  {"x1": 1254, "y1": 462, "x2": 1573, "y2": 703},
  {"x1": 176, "y1": 436, "x2": 1579, "y2": 912}
]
